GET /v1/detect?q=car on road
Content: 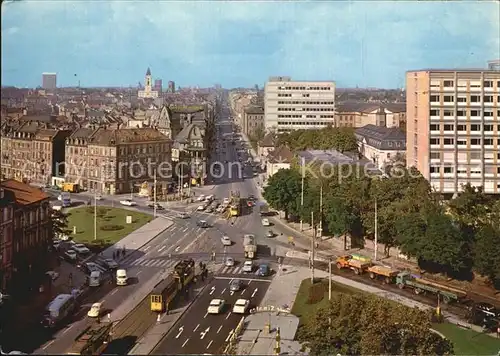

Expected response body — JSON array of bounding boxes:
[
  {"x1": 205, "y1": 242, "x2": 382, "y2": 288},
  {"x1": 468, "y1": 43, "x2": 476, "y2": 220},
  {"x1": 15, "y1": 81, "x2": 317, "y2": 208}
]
[
  {"x1": 225, "y1": 257, "x2": 235, "y2": 267},
  {"x1": 229, "y1": 279, "x2": 243, "y2": 292},
  {"x1": 72, "y1": 243, "x2": 90, "y2": 255},
  {"x1": 102, "y1": 258, "x2": 119, "y2": 269},
  {"x1": 258, "y1": 264, "x2": 270, "y2": 277},
  {"x1": 120, "y1": 199, "x2": 136, "y2": 206},
  {"x1": 243, "y1": 260, "x2": 254, "y2": 273},
  {"x1": 266, "y1": 230, "x2": 274, "y2": 238},
  {"x1": 232, "y1": 299, "x2": 250, "y2": 314},
  {"x1": 178, "y1": 212, "x2": 190, "y2": 219},
  {"x1": 95, "y1": 194, "x2": 103, "y2": 200},
  {"x1": 211, "y1": 201, "x2": 220, "y2": 208},
  {"x1": 246, "y1": 201, "x2": 253, "y2": 207},
  {"x1": 205, "y1": 195, "x2": 215, "y2": 201},
  {"x1": 81, "y1": 262, "x2": 101, "y2": 275},
  {"x1": 197, "y1": 195, "x2": 206, "y2": 202},
  {"x1": 148, "y1": 203, "x2": 165, "y2": 210},
  {"x1": 261, "y1": 218, "x2": 270, "y2": 226},
  {"x1": 52, "y1": 239, "x2": 61, "y2": 250},
  {"x1": 207, "y1": 299, "x2": 225, "y2": 314},
  {"x1": 216, "y1": 206, "x2": 226, "y2": 214},
  {"x1": 87, "y1": 302, "x2": 102, "y2": 318},
  {"x1": 197, "y1": 220, "x2": 210, "y2": 228},
  {"x1": 196, "y1": 204, "x2": 206, "y2": 211},
  {"x1": 221, "y1": 235, "x2": 232, "y2": 246},
  {"x1": 64, "y1": 250, "x2": 78, "y2": 261},
  {"x1": 45, "y1": 271, "x2": 59, "y2": 281}
]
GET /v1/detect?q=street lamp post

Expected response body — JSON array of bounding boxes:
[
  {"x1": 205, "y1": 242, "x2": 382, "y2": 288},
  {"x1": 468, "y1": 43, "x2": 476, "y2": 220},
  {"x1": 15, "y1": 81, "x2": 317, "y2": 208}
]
[
  {"x1": 300, "y1": 158, "x2": 305, "y2": 231},
  {"x1": 94, "y1": 190, "x2": 97, "y2": 240},
  {"x1": 153, "y1": 168, "x2": 157, "y2": 218}
]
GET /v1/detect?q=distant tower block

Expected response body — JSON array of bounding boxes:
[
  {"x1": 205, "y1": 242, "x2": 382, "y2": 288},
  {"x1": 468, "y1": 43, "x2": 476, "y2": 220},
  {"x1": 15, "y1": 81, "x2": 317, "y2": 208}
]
[
  {"x1": 168, "y1": 81, "x2": 175, "y2": 93},
  {"x1": 154, "y1": 79, "x2": 163, "y2": 92}
]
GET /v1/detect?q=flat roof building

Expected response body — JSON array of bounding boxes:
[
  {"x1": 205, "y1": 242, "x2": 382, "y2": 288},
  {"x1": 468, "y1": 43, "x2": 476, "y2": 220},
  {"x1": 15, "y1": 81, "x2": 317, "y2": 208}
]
[
  {"x1": 406, "y1": 68, "x2": 500, "y2": 195},
  {"x1": 264, "y1": 77, "x2": 335, "y2": 133},
  {"x1": 42, "y1": 72, "x2": 57, "y2": 90}
]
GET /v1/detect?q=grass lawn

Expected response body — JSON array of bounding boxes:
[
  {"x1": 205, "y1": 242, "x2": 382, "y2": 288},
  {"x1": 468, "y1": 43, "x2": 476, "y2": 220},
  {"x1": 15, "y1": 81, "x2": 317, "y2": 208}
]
[
  {"x1": 66, "y1": 206, "x2": 153, "y2": 248},
  {"x1": 432, "y1": 322, "x2": 500, "y2": 355}
]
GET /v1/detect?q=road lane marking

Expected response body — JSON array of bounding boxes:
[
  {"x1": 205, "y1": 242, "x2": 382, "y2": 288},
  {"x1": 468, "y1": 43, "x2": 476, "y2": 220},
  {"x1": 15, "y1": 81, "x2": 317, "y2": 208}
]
[
  {"x1": 110, "y1": 289, "x2": 118, "y2": 296},
  {"x1": 137, "y1": 270, "x2": 142, "y2": 275},
  {"x1": 251, "y1": 288, "x2": 258, "y2": 298},
  {"x1": 200, "y1": 327, "x2": 210, "y2": 339},
  {"x1": 225, "y1": 330, "x2": 234, "y2": 342},
  {"x1": 207, "y1": 340, "x2": 213, "y2": 349},
  {"x1": 204, "y1": 312, "x2": 208, "y2": 318},
  {"x1": 182, "y1": 226, "x2": 189, "y2": 232},
  {"x1": 225, "y1": 312, "x2": 231, "y2": 320},
  {"x1": 158, "y1": 245, "x2": 166, "y2": 252},
  {"x1": 182, "y1": 338, "x2": 189, "y2": 347},
  {"x1": 209, "y1": 286, "x2": 216, "y2": 295},
  {"x1": 175, "y1": 246, "x2": 180, "y2": 252},
  {"x1": 100, "y1": 299, "x2": 106, "y2": 304},
  {"x1": 143, "y1": 246, "x2": 151, "y2": 252},
  {"x1": 193, "y1": 324, "x2": 200, "y2": 332},
  {"x1": 248, "y1": 280, "x2": 252, "y2": 285},
  {"x1": 62, "y1": 324, "x2": 73, "y2": 334},
  {"x1": 42, "y1": 340, "x2": 55, "y2": 349},
  {"x1": 217, "y1": 325, "x2": 223, "y2": 333},
  {"x1": 221, "y1": 288, "x2": 226, "y2": 294},
  {"x1": 175, "y1": 326, "x2": 184, "y2": 339},
  {"x1": 181, "y1": 230, "x2": 207, "y2": 252},
  {"x1": 214, "y1": 276, "x2": 272, "y2": 283}
]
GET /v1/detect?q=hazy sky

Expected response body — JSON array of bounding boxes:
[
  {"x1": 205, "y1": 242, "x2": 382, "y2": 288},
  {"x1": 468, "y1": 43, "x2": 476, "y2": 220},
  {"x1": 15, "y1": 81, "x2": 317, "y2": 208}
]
[{"x1": 1, "y1": 0, "x2": 499, "y2": 88}]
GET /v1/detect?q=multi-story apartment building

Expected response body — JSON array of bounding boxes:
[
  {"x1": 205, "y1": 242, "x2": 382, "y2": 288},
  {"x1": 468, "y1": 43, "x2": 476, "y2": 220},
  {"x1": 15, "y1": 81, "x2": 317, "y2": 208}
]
[
  {"x1": 264, "y1": 76, "x2": 336, "y2": 132},
  {"x1": 0, "y1": 121, "x2": 71, "y2": 185},
  {"x1": 336, "y1": 102, "x2": 406, "y2": 129},
  {"x1": 242, "y1": 106, "x2": 265, "y2": 137},
  {"x1": 406, "y1": 68, "x2": 500, "y2": 195},
  {"x1": 0, "y1": 180, "x2": 51, "y2": 294},
  {"x1": 65, "y1": 127, "x2": 172, "y2": 194}
]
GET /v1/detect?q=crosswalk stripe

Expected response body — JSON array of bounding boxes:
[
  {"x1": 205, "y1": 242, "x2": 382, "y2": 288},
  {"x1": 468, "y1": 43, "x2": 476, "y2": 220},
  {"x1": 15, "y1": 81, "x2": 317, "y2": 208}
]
[{"x1": 233, "y1": 266, "x2": 242, "y2": 274}]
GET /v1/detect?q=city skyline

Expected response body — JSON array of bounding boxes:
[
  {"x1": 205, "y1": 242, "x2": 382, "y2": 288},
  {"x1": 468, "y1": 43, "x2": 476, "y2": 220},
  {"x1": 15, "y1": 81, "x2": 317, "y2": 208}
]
[{"x1": 1, "y1": 0, "x2": 499, "y2": 89}]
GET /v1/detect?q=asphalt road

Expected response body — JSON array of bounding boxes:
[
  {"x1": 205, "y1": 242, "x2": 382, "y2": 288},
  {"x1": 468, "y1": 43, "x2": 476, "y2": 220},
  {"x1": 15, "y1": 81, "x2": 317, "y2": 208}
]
[{"x1": 152, "y1": 278, "x2": 270, "y2": 355}]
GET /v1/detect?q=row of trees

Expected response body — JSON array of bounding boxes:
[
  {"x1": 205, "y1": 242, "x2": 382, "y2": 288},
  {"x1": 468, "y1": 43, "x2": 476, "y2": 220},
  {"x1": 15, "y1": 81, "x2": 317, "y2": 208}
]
[
  {"x1": 276, "y1": 126, "x2": 358, "y2": 153},
  {"x1": 299, "y1": 293, "x2": 453, "y2": 355},
  {"x1": 263, "y1": 162, "x2": 500, "y2": 285}
]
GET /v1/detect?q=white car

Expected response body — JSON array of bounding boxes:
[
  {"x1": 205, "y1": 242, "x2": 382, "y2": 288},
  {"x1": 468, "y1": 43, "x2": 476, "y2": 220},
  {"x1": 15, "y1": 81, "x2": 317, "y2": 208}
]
[
  {"x1": 197, "y1": 195, "x2": 206, "y2": 202},
  {"x1": 87, "y1": 302, "x2": 102, "y2": 318},
  {"x1": 232, "y1": 299, "x2": 250, "y2": 314},
  {"x1": 223, "y1": 197, "x2": 231, "y2": 204},
  {"x1": 207, "y1": 299, "x2": 225, "y2": 314},
  {"x1": 221, "y1": 235, "x2": 232, "y2": 246},
  {"x1": 243, "y1": 260, "x2": 254, "y2": 273},
  {"x1": 197, "y1": 205, "x2": 206, "y2": 211},
  {"x1": 261, "y1": 218, "x2": 270, "y2": 226},
  {"x1": 72, "y1": 243, "x2": 90, "y2": 254},
  {"x1": 64, "y1": 250, "x2": 78, "y2": 261},
  {"x1": 178, "y1": 212, "x2": 190, "y2": 219},
  {"x1": 205, "y1": 195, "x2": 214, "y2": 201},
  {"x1": 120, "y1": 199, "x2": 136, "y2": 206},
  {"x1": 95, "y1": 194, "x2": 103, "y2": 200}
]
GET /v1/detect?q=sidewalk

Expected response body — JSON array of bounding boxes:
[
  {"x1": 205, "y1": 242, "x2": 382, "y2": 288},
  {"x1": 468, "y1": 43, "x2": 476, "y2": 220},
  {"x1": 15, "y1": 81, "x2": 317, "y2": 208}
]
[{"x1": 129, "y1": 283, "x2": 208, "y2": 355}]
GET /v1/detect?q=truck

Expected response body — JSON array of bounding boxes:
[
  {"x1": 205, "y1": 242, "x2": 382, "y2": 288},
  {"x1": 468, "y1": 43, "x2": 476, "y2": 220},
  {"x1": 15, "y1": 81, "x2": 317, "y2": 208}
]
[
  {"x1": 258, "y1": 203, "x2": 269, "y2": 216},
  {"x1": 229, "y1": 190, "x2": 241, "y2": 217},
  {"x1": 396, "y1": 271, "x2": 467, "y2": 303},
  {"x1": 243, "y1": 234, "x2": 257, "y2": 259},
  {"x1": 62, "y1": 183, "x2": 80, "y2": 193},
  {"x1": 367, "y1": 265, "x2": 399, "y2": 284},
  {"x1": 66, "y1": 322, "x2": 112, "y2": 355},
  {"x1": 336, "y1": 255, "x2": 372, "y2": 275}
]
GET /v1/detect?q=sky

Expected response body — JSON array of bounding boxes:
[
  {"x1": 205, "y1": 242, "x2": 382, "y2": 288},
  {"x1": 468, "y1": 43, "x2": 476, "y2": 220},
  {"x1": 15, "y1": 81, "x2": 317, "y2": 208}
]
[{"x1": 1, "y1": 0, "x2": 499, "y2": 89}]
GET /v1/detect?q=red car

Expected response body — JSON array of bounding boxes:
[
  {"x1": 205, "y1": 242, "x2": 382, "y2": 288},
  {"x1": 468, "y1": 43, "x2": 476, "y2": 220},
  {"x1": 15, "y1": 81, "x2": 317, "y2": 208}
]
[{"x1": 247, "y1": 201, "x2": 253, "y2": 207}]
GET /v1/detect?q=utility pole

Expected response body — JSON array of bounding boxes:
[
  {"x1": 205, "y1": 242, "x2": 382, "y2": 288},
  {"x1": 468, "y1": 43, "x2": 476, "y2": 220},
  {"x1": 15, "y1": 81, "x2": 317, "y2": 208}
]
[
  {"x1": 319, "y1": 183, "x2": 323, "y2": 238},
  {"x1": 180, "y1": 163, "x2": 184, "y2": 201},
  {"x1": 328, "y1": 258, "x2": 332, "y2": 301},
  {"x1": 153, "y1": 168, "x2": 157, "y2": 218},
  {"x1": 94, "y1": 190, "x2": 97, "y2": 240},
  {"x1": 300, "y1": 158, "x2": 305, "y2": 231},
  {"x1": 374, "y1": 196, "x2": 378, "y2": 261},
  {"x1": 311, "y1": 211, "x2": 315, "y2": 283}
]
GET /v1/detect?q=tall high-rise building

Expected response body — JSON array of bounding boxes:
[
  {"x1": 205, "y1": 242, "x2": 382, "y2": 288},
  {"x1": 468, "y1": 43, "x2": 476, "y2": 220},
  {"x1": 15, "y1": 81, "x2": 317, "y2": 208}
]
[
  {"x1": 154, "y1": 79, "x2": 163, "y2": 92},
  {"x1": 264, "y1": 76, "x2": 336, "y2": 132},
  {"x1": 168, "y1": 81, "x2": 175, "y2": 93},
  {"x1": 406, "y1": 68, "x2": 500, "y2": 195},
  {"x1": 42, "y1": 72, "x2": 57, "y2": 89}
]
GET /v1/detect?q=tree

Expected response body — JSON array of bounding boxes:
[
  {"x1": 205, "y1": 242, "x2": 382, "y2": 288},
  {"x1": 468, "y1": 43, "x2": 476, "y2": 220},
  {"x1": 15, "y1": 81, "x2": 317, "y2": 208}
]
[
  {"x1": 263, "y1": 168, "x2": 302, "y2": 220},
  {"x1": 299, "y1": 293, "x2": 453, "y2": 355},
  {"x1": 474, "y1": 224, "x2": 500, "y2": 283},
  {"x1": 447, "y1": 184, "x2": 492, "y2": 229},
  {"x1": 275, "y1": 127, "x2": 358, "y2": 152},
  {"x1": 50, "y1": 209, "x2": 71, "y2": 238},
  {"x1": 395, "y1": 212, "x2": 427, "y2": 259}
]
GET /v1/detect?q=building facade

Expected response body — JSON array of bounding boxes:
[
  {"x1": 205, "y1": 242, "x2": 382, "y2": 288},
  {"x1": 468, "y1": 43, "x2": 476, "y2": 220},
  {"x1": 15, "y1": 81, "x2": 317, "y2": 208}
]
[
  {"x1": 264, "y1": 76, "x2": 336, "y2": 132},
  {"x1": 0, "y1": 180, "x2": 51, "y2": 295},
  {"x1": 336, "y1": 102, "x2": 406, "y2": 129},
  {"x1": 168, "y1": 81, "x2": 176, "y2": 93},
  {"x1": 242, "y1": 106, "x2": 265, "y2": 137},
  {"x1": 42, "y1": 73, "x2": 57, "y2": 90},
  {"x1": 138, "y1": 68, "x2": 159, "y2": 99},
  {"x1": 406, "y1": 69, "x2": 500, "y2": 195},
  {"x1": 154, "y1": 79, "x2": 163, "y2": 92}
]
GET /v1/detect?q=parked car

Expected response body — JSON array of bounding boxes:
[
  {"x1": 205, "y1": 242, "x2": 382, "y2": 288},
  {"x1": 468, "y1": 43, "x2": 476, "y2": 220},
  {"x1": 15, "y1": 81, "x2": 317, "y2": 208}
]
[
  {"x1": 64, "y1": 250, "x2": 78, "y2": 261},
  {"x1": 120, "y1": 199, "x2": 136, "y2": 206},
  {"x1": 72, "y1": 244, "x2": 90, "y2": 255},
  {"x1": 261, "y1": 218, "x2": 270, "y2": 226},
  {"x1": 197, "y1": 204, "x2": 206, "y2": 211},
  {"x1": 87, "y1": 302, "x2": 102, "y2": 318},
  {"x1": 196, "y1": 195, "x2": 206, "y2": 202},
  {"x1": 225, "y1": 257, "x2": 235, "y2": 267},
  {"x1": 221, "y1": 235, "x2": 232, "y2": 246},
  {"x1": 258, "y1": 264, "x2": 270, "y2": 277},
  {"x1": 45, "y1": 271, "x2": 59, "y2": 281},
  {"x1": 243, "y1": 260, "x2": 254, "y2": 273},
  {"x1": 81, "y1": 262, "x2": 101, "y2": 275},
  {"x1": 102, "y1": 258, "x2": 118, "y2": 269},
  {"x1": 266, "y1": 230, "x2": 274, "y2": 238}
]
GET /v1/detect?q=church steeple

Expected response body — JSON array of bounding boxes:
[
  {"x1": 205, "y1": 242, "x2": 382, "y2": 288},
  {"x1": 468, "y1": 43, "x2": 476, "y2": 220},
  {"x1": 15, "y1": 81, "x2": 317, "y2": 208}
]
[
  {"x1": 145, "y1": 67, "x2": 152, "y2": 89},
  {"x1": 146, "y1": 67, "x2": 151, "y2": 76}
]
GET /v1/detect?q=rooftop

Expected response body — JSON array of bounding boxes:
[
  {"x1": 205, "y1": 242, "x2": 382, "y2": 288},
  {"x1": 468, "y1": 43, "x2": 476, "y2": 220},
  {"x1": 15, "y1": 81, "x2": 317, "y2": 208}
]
[
  {"x1": 90, "y1": 127, "x2": 169, "y2": 146},
  {"x1": 355, "y1": 124, "x2": 406, "y2": 144},
  {"x1": 1, "y1": 179, "x2": 49, "y2": 205}
]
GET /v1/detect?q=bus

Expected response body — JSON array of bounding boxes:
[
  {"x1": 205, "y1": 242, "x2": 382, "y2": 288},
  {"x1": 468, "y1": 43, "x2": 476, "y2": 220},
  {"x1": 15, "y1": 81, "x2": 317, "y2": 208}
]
[
  {"x1": 59, "y1": 192, "x2": 72, "y2": 207},
  {"x1": 42, "y1": 294, "x2": 76, "y2": 328},
  {"x1": 66, "y1": 322, "x2": 112, "y2": 355}
]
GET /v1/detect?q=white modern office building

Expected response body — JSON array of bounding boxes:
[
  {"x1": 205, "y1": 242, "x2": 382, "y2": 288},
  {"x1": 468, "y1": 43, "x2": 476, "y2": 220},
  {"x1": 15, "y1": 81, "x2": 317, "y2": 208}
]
[{"x1": 264, "y1": 76, "x2": 336, "y2": 132}]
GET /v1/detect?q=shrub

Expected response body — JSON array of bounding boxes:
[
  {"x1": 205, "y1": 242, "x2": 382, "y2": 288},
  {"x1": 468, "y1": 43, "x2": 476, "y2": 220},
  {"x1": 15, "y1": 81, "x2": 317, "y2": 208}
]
[
  {"x1": 307, "y1": 281, "x2": 326, "y2": 304},
  {"x1": 100, "y1": 224, "x2": 124, "y2": 231}
]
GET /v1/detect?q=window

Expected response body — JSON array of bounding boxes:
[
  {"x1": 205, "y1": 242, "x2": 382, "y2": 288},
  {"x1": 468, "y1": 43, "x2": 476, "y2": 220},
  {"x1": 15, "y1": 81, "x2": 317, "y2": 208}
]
[
  {"x1": 484, "y1": 95, "x2": 494, "y2": 103},
  {"x1": 430, "y1": 109, "x2": 440, "y2": 116},
  {"x1": 430, "y1": 138, "x2": 440, "y2": 145},
  {"x1": 457, "y1": 124, "x2": 466, "y2": 131},
  {"x1": 443, "y1": 80, "x2": 454, "y2": 87},
  {"x1": 443, "y1": 167, "x2": 453, "y2": 174},
  {"x1": 444, "y1": 124, "x2": 454, "y2": 131},
  {"x1": 484, "y1": 109, "x2": 493, "y2": 117},
  {"x1": 498, "y1": 167, "x2": 500, "y2": 174},
  {"x1": 444, "y1": 95, "x2": 454, "y2": 102},
  {"x1": 484, "y1": 80, "x2": 493, "y2": 87},
  {"x1": 471, "y1": 138, "x2": 481, "y2": 145},
  {"x1": 457, "y1": 139, "x2": 467, "y2": 145},
  {"x1": 457, "y1": 110, "x2": 466, "y2": 116},
  {"x1": 471, "y1": 152, "x2": 481, "y2": 160},
  {"x1": 430, "y1": 166, "x2": 440, "y2": 173},
  {"x1": 457, "y1": 96, "x2": 467, "y2": 102},
  {"x1": 430, "y1": 152, "x2": 441, "y2": 159},
  {"x1": 484, "y1": 138, "x2": 493, "y2": 145},
  {"x1": 471, "y1": 95, "x2": 481, "y2": 102},
  {"x1": 470, "y1": 109, "x2": 481, "y2": 116},
  {"x1": 443, "y1": 138, "x2": 454, "y2": 145},
  {"x1": 430, "y1": 95, "x2": 439, "y2": 102},
  {"x1": 484, "y1": 124, "x2": 493, "y2": 131},
  {"x1": 471, "y1": 124, "x2": 480, "y2": 131},
  {"x1": 430, "y1": 124, "x2": 439, "y2": 131},
  {"x1": 443, "y1": 109, "x2": 454, "y2": 116}
]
